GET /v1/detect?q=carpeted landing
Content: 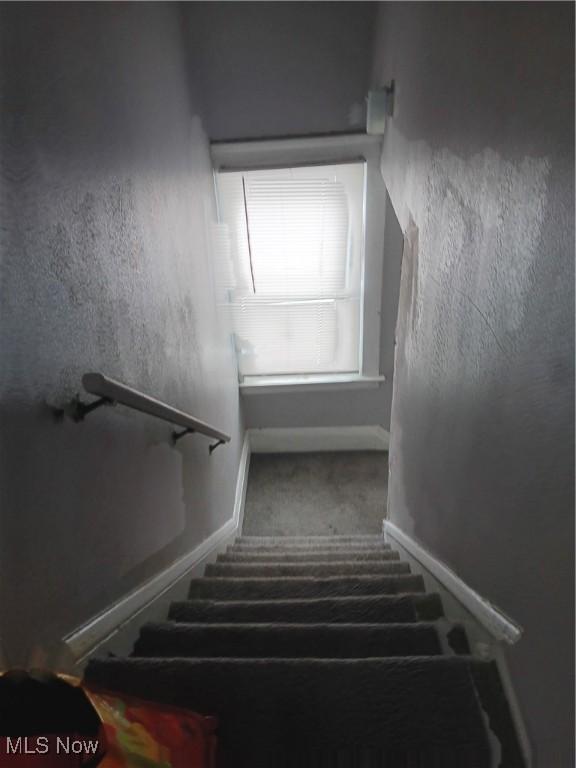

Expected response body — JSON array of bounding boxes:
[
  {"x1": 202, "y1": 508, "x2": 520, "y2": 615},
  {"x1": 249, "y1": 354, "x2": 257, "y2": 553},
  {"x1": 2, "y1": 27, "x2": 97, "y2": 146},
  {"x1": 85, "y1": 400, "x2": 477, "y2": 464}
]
[{"x1": 84, "y1": 534, "x2": 525, "y2": 767}]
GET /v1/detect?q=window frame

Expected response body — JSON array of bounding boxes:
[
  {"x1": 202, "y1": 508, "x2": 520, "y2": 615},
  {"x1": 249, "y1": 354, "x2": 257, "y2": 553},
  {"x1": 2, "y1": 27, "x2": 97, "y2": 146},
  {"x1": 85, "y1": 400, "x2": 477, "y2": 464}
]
[{"x1": 211, "y1": 133, "x2": 387, "y2": 390}]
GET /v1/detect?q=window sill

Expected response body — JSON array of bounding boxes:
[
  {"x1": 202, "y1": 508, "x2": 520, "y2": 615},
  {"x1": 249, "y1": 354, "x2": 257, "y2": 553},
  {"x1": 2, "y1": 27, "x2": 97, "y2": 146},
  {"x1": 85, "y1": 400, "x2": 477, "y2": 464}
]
[{"x1": 239, "y1": 374, "x2": 386, "y2": 396}]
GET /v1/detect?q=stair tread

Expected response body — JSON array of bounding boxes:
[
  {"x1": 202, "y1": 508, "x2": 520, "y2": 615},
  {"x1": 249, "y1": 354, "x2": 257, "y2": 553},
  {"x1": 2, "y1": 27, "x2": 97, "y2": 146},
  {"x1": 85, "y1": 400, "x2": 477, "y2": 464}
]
[
  {"x1": 236, "y1": 535, "x2": 385, "y2": 543},
  {"x1": 140, "y1": 620, "x2": 443, "y2": 631},
  {"x1": 229, "y1": 542, "x2": 391, "y2": 552},
  {"x1": 134, "y1": 620, "x2": 444, "y2": 658},
  {"x1": 218, "y1": 550, "x2": 400, "y2": 562},
  {"x1": 85, "y1": 655, "x2": 492, "y2": 767},
  {"x1": 205, "y1": 561, "x2": 410, "y2": 577},
  {"x1": 188, "y1": 574, "x2": 425, "y2": 600},
  {"x1": 169, "y1": 593, "x2": 444, "y2": 624}
]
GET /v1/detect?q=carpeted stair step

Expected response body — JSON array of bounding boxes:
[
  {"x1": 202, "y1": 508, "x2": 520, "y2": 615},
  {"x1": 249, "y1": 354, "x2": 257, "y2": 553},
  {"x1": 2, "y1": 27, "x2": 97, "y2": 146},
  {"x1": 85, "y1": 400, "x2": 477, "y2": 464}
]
[
  {"x1": 187, "y1": 574, "x2": 424, "y2": 601},
  {"x1": 84, "y1": 655, "x2": 494, "y2": 767},
  {"x1": 226, "y1": 547, "x2": 393, "y2": 559},
  {"x1": 133, "y1": 621, "x2": 444, "y2": 659},
  {"x1": 228, "y1": 542, "x2": 391, "y2": 553},
  {"x1": 236, "y1": 535, "x2": 385, "y2": 545},
  {"x1": 218, "y1": 549, "x2": 401, "y2": 563},
  {"x1": 169, "y1": 593, "x2": 444, "y2": 624},
  {"x1": 205, "y1": 561, "x2": 410, "y2": 578}
]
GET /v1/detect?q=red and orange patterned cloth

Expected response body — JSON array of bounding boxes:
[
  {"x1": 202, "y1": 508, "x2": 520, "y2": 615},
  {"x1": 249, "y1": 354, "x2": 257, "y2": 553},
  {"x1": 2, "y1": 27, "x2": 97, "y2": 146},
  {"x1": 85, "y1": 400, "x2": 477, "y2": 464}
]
[
  {"x1": 0, "y1": 672, "x2": 217, "y2": 768},
  {"x1": 85, "y1": 687, "x2": 217, "y2": 768}
]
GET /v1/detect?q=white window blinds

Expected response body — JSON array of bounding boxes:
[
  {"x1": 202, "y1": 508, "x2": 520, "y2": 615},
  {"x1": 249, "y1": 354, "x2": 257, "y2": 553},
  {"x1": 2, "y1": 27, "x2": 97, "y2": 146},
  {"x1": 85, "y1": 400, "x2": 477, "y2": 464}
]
[{"x1": 216, "y1": 162, "x2": 365, "y2": 378}]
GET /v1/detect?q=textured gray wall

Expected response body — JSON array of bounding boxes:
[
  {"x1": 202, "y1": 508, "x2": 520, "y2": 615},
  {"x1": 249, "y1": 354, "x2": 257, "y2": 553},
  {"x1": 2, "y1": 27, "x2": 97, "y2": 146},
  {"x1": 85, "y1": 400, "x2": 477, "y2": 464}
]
[
  {"x1": 0, "y1": 3, "x2": 243, "y2": 665},
  {"x1": 373, "y1": 3, "x2": 574, "y2": 765},
  {"x1": 185, "y1": 2, "x2": 376, "y2": 141}
]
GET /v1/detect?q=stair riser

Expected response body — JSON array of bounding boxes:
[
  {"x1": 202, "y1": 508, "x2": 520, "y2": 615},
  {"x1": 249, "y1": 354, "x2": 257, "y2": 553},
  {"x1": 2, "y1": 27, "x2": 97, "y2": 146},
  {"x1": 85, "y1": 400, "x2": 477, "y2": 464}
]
[
  {"x1": 205, "y1": 562, "x2": 410, "y2": 578},
  {"x1": 134, "y1": 622, "x2": 443, "y2": 659},
  {"x1": 187, "y1": 574, "x2": 425, "y2": 601},
  {"x1": 218, "y1": 550, "x2": 400, "y2": 563}
]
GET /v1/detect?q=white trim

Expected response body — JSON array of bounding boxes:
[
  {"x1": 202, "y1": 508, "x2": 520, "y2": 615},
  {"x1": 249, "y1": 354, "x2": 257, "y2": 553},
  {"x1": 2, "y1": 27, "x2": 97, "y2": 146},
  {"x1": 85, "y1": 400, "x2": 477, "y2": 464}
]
[
  {"x1": 248, "y1": 426, "x2": 389, "y2": 453},
  {"x1": 210, "y1": 133, "x2": 382, "y2": 170},
  {"x1": 383, "y1": 521, "x2": 523, "y2": 645},
  {"x1": 63, "y1": 434, "x2": 251, "y2": 661},
  {"x1": 240, "y1": 374, "x2": 385, "y2": 395},
  {"x1": 233, "y1": 433, "x2": 252, "y2": 533}
]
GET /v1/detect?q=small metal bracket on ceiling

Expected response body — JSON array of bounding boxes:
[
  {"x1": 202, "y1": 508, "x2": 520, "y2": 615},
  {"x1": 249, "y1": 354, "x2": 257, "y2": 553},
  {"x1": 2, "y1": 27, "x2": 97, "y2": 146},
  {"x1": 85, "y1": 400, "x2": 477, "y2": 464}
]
[{"x1": 366, "y1": 80, "x2": 395, "y2": 135}]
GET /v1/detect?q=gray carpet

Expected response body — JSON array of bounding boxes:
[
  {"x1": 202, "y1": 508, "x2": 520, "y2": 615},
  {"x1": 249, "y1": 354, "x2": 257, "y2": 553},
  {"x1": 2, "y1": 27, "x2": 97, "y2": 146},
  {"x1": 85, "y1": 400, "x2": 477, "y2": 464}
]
[
  {"x1": 242, "y1": 453, "x2": 388, "y2": 536},
  {"x1": 85, "y1": 534, "x2": 524, "y2": 767}
]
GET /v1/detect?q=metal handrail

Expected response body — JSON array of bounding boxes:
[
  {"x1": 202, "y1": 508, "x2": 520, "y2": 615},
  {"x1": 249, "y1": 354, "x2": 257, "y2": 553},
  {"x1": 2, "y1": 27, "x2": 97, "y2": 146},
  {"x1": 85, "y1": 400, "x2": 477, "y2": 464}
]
[{"x1": 65, "y1": 372, "x2": 230, "y2": 453}]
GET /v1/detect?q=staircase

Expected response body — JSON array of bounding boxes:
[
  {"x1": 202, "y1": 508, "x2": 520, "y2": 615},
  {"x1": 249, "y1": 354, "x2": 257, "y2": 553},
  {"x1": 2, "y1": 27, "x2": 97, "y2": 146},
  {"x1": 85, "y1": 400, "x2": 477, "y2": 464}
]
[{"x1": 85, "y1": 534, "x2": 525, "y2": 767}]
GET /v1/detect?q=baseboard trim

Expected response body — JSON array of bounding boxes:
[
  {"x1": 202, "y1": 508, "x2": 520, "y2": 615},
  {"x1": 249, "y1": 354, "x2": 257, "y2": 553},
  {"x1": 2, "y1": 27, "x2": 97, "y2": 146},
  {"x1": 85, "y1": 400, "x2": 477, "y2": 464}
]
[
  {"x1": 233, "y1": 433, "x2": 252, "y2": 533},
  {"x1": 383, "y1": 520, "x2": 523, "y2": 645},
  {"x1": 248, "y1": 426, "x2": 389, "y2": 453},
  {"x1": 63, "y1": 433, "x2": 251, "y2": 662}
]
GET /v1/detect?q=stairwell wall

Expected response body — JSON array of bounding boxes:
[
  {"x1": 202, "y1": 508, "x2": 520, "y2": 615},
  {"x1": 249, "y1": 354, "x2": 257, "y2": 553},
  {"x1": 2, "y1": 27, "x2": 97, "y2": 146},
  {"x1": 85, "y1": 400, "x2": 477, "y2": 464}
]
[
  {"x1": 0, "y1": 3, "x2": 243, "y2": 665},
  {"x1": 372, "y1": 3, "x2": 574, "y2": 765}
]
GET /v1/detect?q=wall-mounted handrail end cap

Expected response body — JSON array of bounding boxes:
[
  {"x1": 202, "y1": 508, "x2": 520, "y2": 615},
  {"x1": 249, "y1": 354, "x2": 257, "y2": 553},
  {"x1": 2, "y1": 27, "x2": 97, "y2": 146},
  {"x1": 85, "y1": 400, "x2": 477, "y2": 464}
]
[
  {"x1": 209, "y1": 438, "x2": 226, "y2": 455},
  {"x1": 82, "y1": 372, "x2": 106, "y2": 393},
  {"x1": 172, "y1": 427, "x2": 195, "y2": 445}
]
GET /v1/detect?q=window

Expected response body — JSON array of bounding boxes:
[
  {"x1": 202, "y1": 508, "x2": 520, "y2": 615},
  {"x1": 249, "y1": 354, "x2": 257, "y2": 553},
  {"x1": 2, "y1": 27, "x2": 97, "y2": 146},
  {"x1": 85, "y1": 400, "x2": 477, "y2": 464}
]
[{"x1": 216, "y1": 162, "x2": 366, "y2": 379}]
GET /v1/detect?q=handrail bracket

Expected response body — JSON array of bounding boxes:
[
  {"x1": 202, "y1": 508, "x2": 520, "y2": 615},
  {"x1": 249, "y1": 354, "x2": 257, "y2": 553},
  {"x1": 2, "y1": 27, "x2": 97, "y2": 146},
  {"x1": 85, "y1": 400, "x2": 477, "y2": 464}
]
[
  {"x1": 172, "y1": 432, "x2": 225, "y2": 454},
  {"x1": 70, "y1": 395, "x2": 115, "y2": 422},
  {"x1": 172, "y1": 427, "x2": 196, "y2": 444}
]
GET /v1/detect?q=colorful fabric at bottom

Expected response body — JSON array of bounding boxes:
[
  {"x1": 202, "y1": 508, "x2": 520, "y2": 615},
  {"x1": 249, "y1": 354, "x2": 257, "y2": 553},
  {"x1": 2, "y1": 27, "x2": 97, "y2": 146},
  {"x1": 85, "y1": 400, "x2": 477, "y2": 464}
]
[{"x1": 84, "y1": 688, "x2": 218, "y2": 768}]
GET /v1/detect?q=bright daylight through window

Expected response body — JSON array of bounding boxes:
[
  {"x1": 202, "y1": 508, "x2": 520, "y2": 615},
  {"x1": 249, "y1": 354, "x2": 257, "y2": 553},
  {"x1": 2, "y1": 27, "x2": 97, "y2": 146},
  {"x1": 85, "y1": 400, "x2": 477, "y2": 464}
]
[{"x1": 216, "y1": 162, "x2": 366, "y2": 380}]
